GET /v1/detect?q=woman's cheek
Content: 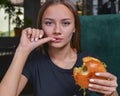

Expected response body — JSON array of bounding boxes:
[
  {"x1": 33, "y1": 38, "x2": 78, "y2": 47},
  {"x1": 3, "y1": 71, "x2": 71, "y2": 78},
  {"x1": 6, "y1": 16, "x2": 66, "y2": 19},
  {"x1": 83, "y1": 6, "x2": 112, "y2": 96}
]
[{"x1": 42, "y1": 27, "x2": 53, "y2": 36}]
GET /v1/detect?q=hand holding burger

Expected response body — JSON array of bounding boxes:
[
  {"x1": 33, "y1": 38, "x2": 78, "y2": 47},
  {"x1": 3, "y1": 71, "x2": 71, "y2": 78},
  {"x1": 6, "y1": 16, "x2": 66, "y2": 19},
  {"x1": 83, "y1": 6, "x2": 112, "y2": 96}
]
[
  {"x1": 73, "y1": 56, "x2": 107, "y2": 88},
  {"x1": 73, "y1": 56, "x2": 118, "y2": 96}
]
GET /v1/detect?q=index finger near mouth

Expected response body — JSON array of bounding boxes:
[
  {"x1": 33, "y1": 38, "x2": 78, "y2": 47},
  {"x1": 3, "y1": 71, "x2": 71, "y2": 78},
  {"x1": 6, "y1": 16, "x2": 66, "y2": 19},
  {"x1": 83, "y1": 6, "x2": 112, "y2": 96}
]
[{"x1": 38, "y1": 37, "x2": 54, "y2": 45}]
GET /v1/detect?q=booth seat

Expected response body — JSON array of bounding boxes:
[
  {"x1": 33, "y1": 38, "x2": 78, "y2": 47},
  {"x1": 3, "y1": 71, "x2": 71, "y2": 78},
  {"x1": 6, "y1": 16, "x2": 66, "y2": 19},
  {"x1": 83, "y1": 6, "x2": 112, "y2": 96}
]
[{"x1": 80, "y1": 14, "x2": 120, "y2": 94}]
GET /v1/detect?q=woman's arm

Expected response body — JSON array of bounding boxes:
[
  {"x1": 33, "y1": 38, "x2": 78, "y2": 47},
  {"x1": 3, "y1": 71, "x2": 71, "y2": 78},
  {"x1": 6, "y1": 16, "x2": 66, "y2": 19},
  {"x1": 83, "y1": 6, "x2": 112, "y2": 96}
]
[
  {"x1": 0, "y1": 73, "x2": 28, "y2": 96},
  {"x1": 0, "y1": 46, "x2": 30, "y2": 96},
  {"x1": 0, "y1": 28, "x2": 54, "y2": 96},
  {"x1": 16, "y1": 75, "x2": 28, "y2": 96}
]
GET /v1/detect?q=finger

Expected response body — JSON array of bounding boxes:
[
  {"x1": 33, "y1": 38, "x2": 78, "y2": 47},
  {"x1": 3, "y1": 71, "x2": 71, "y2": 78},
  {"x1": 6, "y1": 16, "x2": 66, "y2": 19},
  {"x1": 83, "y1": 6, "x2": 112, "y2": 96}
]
[
  {"x1": 21, "y1": 27, "x2": 30, "y2": 35},
  {"x1": 34, "y1": 29, "x2": 40, "y2": 41},
  {"x1": 30, "y1": 28, "x2": 37, "y2": 41},
  {"x1": 20, "y1": 28, "x2": 32, "y2": 42},
  {"x1": 88, "y1": 83, "x2": 115, "y2": 91},
  {"x1": 88, "y1": 83, "x2": 116, "y2": 95},
  {"x1": 95, "y1": 72, "x2": 118, "y2": 87},
  {"x1": 89, "y1": 78, "x2": 118, "y2": 87},
  {"x1": 30, "y1": 29, "x2": 44, "y2": 41},
  {"x1": 27, "y1": 28, "x2": 32, "y2": 38},
  {"x1": 88, "y1": 87, "x2": 114, "y2": 96},
  {"x1": 39, "y1": 30, "x2": 44, "y2": 39},
  {"x1": 34, "y1": 29, "x2": 44, "y2": 41},
  {"x1": 36, "y1": 37, "x2": 55, "y2": 45},
  {"x1": 95, "y1": 72, "x2": 117, "y2": 81}
]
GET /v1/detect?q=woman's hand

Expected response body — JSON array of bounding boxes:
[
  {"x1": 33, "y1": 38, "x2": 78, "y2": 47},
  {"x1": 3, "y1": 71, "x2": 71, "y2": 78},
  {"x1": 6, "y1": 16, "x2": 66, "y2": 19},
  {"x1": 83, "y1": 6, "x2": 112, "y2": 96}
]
[
  {"x1": 18, "y1": 28, "x2": 54, "y2": 53},
  {"x1": 88, "y1": 72, "x2": 118, "y2": 96}
]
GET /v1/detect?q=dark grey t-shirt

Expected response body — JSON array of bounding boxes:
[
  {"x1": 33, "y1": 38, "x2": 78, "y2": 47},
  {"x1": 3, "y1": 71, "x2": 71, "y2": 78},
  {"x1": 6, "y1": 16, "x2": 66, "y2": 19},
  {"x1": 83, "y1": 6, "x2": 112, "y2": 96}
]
[{"x1": 22, "y1": 50, "x2": 100, "y2": 96}]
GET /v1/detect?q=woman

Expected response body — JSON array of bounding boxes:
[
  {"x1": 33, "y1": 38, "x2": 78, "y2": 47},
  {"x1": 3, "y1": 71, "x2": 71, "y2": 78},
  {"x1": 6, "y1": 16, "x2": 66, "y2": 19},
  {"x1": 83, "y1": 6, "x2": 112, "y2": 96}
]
[{"x1": 0, "y1": 0, "x2": 118, "y2": 96}]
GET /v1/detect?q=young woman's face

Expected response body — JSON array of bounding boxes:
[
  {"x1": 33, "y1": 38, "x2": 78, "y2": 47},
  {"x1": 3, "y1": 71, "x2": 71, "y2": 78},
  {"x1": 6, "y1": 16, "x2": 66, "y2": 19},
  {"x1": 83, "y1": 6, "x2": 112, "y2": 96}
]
[{"x1": 42, "y1": 4, "x2": 75, "y2": 48}]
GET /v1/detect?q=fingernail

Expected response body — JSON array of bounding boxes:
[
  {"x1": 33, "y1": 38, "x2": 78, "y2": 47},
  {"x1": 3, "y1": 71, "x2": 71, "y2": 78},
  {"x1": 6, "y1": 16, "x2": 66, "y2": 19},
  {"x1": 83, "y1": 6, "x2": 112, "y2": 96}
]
[
  {"x1": 51, "y1": 38, "x2": 56, "y2": 41},
  {"x1": 39, "y1": 35, "x2": 43, "y2": 38},
  {"x1": 89, "y1": 79, "x2": 94, "y2": 82},
  {"x1": 95, "y1": 73, "x2": 100, "y2": 76},
  {"x1": 35, "y1": 38, "x2": 38, "y2": 42},
  {"x1": 88, "y1": 84, "x2": 93, "y2": 87}
]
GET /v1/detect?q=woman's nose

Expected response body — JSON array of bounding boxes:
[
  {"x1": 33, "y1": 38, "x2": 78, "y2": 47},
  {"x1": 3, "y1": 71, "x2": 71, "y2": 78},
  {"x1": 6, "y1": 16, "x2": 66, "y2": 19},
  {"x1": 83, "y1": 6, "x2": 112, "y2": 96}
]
[{"x1": 54, "y1": 24, "x2": 61, "y2": 34}]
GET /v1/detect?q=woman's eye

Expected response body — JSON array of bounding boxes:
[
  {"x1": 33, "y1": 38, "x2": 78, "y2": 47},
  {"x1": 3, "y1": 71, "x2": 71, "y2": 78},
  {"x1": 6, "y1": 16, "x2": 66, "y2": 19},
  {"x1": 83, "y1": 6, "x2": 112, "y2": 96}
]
[
  {"x1": 62, "y1": 22, "x2": 70, "y2": 26},
  {"x1": 44, "y1": 21, "x2": 53, "y2": 26}
]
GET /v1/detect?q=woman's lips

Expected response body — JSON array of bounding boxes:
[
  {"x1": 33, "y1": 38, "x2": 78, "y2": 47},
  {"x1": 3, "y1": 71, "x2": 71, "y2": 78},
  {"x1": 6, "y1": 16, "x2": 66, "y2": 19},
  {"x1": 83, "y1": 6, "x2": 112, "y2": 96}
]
[{"x1": 53, "y1": 37, "x2": 63, "y2": 43}]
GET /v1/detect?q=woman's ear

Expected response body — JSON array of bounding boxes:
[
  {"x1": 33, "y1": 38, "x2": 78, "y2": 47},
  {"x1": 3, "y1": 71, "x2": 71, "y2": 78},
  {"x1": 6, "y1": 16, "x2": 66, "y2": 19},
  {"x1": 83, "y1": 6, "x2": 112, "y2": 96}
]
[{"x1": 73, "y1": 28, "x2": 75, "y2": 33}]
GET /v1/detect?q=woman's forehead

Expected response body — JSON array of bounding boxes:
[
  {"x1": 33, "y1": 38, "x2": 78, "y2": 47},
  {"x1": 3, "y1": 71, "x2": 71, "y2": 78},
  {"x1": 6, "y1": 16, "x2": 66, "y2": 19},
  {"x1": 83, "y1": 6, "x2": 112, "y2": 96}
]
[{"x1": 42, "y1": 4, "x2": 74, "y2": 20}]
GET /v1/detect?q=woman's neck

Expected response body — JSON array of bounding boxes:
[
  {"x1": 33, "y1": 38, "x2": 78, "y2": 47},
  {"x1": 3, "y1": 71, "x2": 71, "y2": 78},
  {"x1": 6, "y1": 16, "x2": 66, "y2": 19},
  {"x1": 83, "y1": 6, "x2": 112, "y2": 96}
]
[
  {"x1": 48, "y1": 46, "x2": 76, "y2": 60},
  {"x1": 48, "y1": 46, "x2": 77, "y2": 69}
]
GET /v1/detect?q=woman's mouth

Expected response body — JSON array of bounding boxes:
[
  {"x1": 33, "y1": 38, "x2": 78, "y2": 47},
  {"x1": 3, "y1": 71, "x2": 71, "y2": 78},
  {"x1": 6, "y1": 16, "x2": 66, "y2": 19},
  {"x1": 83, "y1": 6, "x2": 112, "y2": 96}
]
[{"x1": 53, "y1": 37, "x2": 63, "y2": 43}]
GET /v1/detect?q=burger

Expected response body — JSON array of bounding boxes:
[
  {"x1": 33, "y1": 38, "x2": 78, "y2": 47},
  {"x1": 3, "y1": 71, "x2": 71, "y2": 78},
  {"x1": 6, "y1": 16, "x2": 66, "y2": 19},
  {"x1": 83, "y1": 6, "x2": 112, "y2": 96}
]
[{"x1": 73, "y1": 56, "x2": 107, "y2": 88}]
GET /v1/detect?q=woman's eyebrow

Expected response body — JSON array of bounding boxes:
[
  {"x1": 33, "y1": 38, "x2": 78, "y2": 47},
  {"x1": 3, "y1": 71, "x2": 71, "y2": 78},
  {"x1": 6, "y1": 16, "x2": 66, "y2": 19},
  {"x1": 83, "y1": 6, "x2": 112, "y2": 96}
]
[
  {"x1": 43, "y1": 18, "x2": 71, "y2": 21},
  {"x1": 62, "y1": 18, "x2": 71, "y2": 21},
  {"x1": 42, "y1": 18, "x2": 54, "y2": 21}
]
